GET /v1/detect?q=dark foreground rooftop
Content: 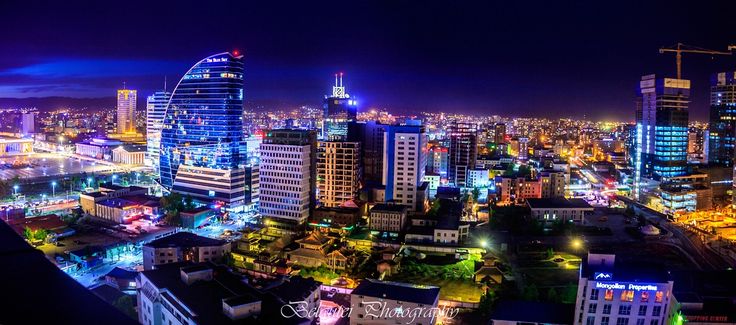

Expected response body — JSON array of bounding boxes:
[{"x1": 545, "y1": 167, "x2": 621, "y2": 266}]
[{"x1": 0, "y1": 221, "x2": 136, "y2": 324}]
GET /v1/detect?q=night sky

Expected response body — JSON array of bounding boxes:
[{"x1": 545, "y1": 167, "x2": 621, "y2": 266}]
[{"x1": 2, "y1": 0, "x2": 736, "y2": 121}]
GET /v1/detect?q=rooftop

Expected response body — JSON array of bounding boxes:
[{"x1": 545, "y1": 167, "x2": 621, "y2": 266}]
[
  {"x1": 371, "y1": 203, "x2": 409, "y2": 213},
  {"x1": 0, "y1": 221, "x2": 136, "y2": 324},
  {"x1": 351, "y1": 279, "x2": 440, "y2": 305},
  {"x1": 144, "y1": 232, "x2": 227, "y2": 249},
  {"x1": 527, "y1": 198, "x2": 593, "y2": 209}
]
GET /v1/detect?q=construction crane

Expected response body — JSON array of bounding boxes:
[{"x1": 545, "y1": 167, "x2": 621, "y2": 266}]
[{"x1": 658, "y1": 43, "x2": 732, "y2": 79}]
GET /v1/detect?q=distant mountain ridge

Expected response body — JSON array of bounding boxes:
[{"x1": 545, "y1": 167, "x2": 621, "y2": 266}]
[{"x1": 0, "y1": 97, "x2": 117, "y2": 112}]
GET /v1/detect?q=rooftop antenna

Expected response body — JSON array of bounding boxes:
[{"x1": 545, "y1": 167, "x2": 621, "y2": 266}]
[
  {"x1": 164, "y1": 76, "x2": 167, "y2": 92},
  {"x1": 332, "y1": 72, "x2": 346, "y2": 98},
  {"x1": 122, "y1": 81, "x2": 126, "y2": 90}
]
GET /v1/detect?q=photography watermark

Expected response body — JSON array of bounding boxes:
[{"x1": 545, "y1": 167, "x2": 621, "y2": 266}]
[{"x1": 280, "y1": 300, "x2": 461, "y2": 324}]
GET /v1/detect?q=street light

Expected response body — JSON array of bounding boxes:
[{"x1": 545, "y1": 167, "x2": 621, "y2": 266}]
[
  {"x1": 51, "y1": 181, "x2": 57, "y2": 197},
  {"x1": 13, "y1": 185, "x2": 19, "y2": 196},
  {"x1": 112, "y1": 174, "x2": 118, "y2": 184},
  {"x1": 571, "y1": 238, "x2": 583, "y2": 250}
]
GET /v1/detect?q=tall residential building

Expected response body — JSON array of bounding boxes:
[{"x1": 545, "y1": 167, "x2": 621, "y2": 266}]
[
  {"x1": 116, "y1": 88, "x2": 137, "y2": 134},
  {"x1": 635, "y1": 75, "x2": 690, "y2": 183},
  {"x1": 159, "y1": 52, "x2": 246, "y2": 206},
  {"x1": 348, "y1": 121, "x2": 386, "y2": 186},
  {"x1": 494, "y1": 122, "x2": 507, "y2": 144},
  {"x1": 323, "y1": 73, "x2": 358, "y2": 141},
  {"x1": 428, "y1": 145, "x2": 448, "y2": 178},
  {"x1": 20, "y1": 112, "x2": 35, "y2": 135},
  {"x1": 145, "y1": 91, "x2": 171, "y2": 172},
  {"x1": 708, "y1": 71, "x2": 736, "y2": 167},
  {"x1": 317, "y1": 141, "x2": 361, "y2": 207},
  {"x1": 259, "y1": 129, "x2": 317, "y2": 233},
  {"x1": 448, "y1": 122, "x2": 478, "y2": 187},
  {"x1": 382, "y1": 122, "x2": 429, "y2": 212}
]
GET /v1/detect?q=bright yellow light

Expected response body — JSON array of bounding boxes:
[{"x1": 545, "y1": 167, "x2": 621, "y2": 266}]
[{"x1": 572, "y1": 239, "x2": 582, "y2": 249}]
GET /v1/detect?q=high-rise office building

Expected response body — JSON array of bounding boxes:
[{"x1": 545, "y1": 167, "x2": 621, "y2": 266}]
[
  {"x1": 259, "y1": 129, "x2": 317, "y2": 233},
  {"x1": 635, "y1": 75, "x2": 690, "y2": 183},
  {"x1": 116, "y1": 88, "x2": 137, "y2": 134},
  {"x1": 708, "y1": 71, "x2": 736, "y2": 167},
  {"x1": 448, "y1": 122, "x2": 478, "y2": 187},
  {"x1": 145, "y1": 91, "x2": 171, "y2": 172},
  {"x1": 323, "y1": 73, "x2": 358, "y2": 141},
  {"x1": 382, "y1": 122, "x2": 429, "y2": 212},
  {"x1": 348, "y1": 121, "x2": 386, "y2": 186},
  {"x1": 317, "y1": 141, "x2": 361, "y2": 207},
  {"x1": 159, "y1": 52, "x2": 246, "y2": 206}
]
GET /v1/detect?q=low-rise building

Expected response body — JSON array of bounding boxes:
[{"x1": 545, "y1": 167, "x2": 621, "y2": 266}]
[
  {"x1": 142, "y1": 232, "x2": 230, "y2": 270},
  {"x1": 527, "y1": 198, "x2": 594, "y2": 223},
  {"x1": 369, "y1": 203, "x2": 409, "y2": 233},
  {"x1": 137, "y1": 262, "x2": 317, "y2": 325},
  {"x1": 75, "y1": 138, "x2": 122, "y2": 160},
  {"x1": 111, "y1": 145, "x2": 146, "y2": 165},
  {"x1": 350, "y1": 279, "x2": 440, "y2": 325}
]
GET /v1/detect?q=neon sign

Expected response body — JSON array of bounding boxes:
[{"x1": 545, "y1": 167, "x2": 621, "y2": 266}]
[
  {"x1": 594, "y1": 272, "x2": 613, "y2": 280},
  {"x1": 595, "y1": 282, "x2": 658, "y2": 291}
]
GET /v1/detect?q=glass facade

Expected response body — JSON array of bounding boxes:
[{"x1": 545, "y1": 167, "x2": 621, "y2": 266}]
[{"x1": 159, "y1": 52, "x2": 245, "y2": 190}]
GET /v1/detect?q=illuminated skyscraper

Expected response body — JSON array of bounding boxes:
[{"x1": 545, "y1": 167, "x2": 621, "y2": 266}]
[
  {"x1": 317, "y1": 141, "x2": 361, "y2": 207},
  {"x1": 145, "y1": 90, "x2": 171, "y2": 172},
  {"x1": 259, "y1": 129, "x2": 317, "y2": 233},
  {"x1": 382, "y1": 121, "x2": 429, "y2": 212},
  {"x1": 116, "y1": 88, "x2": 137, "y2": 134},
  {"x1": 159, "y1": 52, "x2": 246, "y2": 206},
  {"x1": 323, "y1": 73, "x2": 358, "y2": 140},
  {"x1": 448, "y1": 122, "x2": 478, "y2": 187},
  {"x1": 635, "y1": 74, "x2": 690, "y2": 183},
  {"x1": 708, "y1": 71, "x2": 736, "y2": 167}
]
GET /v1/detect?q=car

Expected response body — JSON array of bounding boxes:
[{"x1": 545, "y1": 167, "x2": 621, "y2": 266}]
[{"x1": 598, "y1": 216, "x2": 608, "y2": 222}]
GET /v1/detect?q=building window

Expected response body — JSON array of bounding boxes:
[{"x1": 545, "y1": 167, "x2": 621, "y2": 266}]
[
  {"x1": 604, "y1": 289, "x2": 614, "y2": 301},
  {"x1": 616, "y1": 318, "x2": 629, "y2": 325},
  {"x1": 620, "y1": 290, "x2": 634, "y2": 302},
  {"x1": 603, "y1": 304, "x2": 611, "y2": 315},
  {"x1": 601, "y1": 316, "x2": 610, "y2": 325},
  {"x1": 636, "y1": 319, "x2": 645, "y2": 325},
  {"x1": 590, "y1": 289, "x2": 600, "y2": 300},
  {"x1": 640, "y1": 291, "x2": 649, "y2": 303},
  {"x1": 649, "y1": 320, "x2": 658, "y2": 325},
  {"x1": 586, "y1": 316, "x2": 596, "y2": 325},
  {"x1": 652, "y1": 306, "x2": 661, "y2": 317},
  {"x1": 588, "y1": 304, "x2": 597, "y2": 314},
  {"x1": 638, "y1": 305, "x2": 647, "y2": 316},
  {"x1": 654, "y1": 291, "x2": 663, "y2": 303},
  {"x1": 618, "y1": 305, "x2": 631, "y2": 315}
]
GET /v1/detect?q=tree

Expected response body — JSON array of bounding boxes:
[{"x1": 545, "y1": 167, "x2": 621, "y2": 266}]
[
  {"x1": 546, "y1": 288, "x2": 559, "y2": 303},
  {"x1": 112, "y1": 295, "x2": 137, "y2": 320},
  {"x1": 23, "y1": 227, "x2": 33, "y2": 241},
  {"x1": 184, "y1": 195, "x2": 196, "y2": 211},
  {"x1": 560, "y1": 284, "x2": 578, "y2": 304},
  {"x1": 522, "y1": 283, "x2": 539, "y2": 301},
  {"x1": 160, "y1": 192, "x2": 185, "y2": 226},
  {"x1": 472, "y1": 188, "x2": 480, "y2": 202}
]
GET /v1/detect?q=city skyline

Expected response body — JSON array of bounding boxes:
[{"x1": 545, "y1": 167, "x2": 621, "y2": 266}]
[{"x1": 2, "y1": 1, "x2": 736, "y2": 121}]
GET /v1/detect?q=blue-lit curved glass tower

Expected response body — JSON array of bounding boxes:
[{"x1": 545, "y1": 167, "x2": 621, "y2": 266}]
[{"x1": 159, "y1": 52, "x2": 245, "y2": 203}]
